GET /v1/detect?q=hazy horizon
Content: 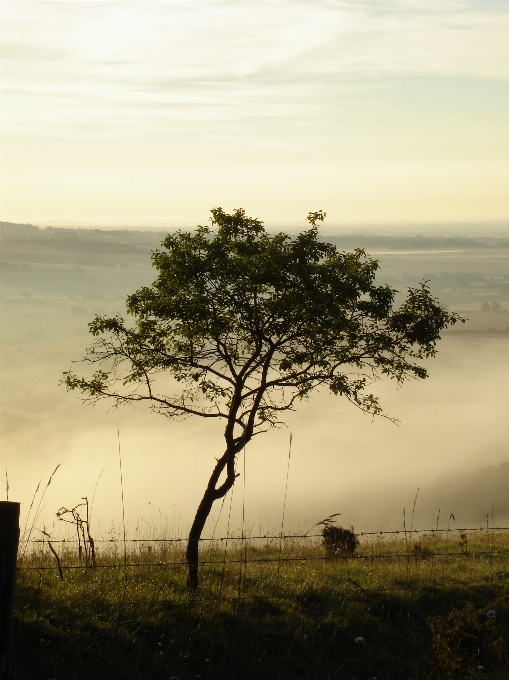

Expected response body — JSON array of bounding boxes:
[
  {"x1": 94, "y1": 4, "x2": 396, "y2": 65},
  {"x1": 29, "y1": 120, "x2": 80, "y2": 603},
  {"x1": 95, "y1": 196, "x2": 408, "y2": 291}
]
[{"x1": 3, "y1": 218, "x2": 509, "y2": 240}]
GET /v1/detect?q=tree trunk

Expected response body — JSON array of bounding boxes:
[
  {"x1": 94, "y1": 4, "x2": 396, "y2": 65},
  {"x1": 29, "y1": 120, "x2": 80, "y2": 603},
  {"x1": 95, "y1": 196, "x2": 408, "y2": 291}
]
[
  {"x1": 186, "y1": 488, "x2": 216, "y2": 589},
  {"x1": 186, "y1": 451, "x2": 236, "y2": 589}
]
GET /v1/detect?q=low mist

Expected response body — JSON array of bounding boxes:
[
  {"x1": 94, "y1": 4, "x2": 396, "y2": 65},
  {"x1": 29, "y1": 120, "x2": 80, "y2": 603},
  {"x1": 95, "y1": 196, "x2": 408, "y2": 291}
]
[{"x1": 2, "y1": 333, "x2": 508, "y2": 540}]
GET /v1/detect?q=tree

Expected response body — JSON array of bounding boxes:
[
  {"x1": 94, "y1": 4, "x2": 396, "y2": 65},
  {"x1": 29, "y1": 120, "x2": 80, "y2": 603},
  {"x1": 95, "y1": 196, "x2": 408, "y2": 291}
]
[{"x1": 63, "y1": 208, "x2": 462, "y2": 588}]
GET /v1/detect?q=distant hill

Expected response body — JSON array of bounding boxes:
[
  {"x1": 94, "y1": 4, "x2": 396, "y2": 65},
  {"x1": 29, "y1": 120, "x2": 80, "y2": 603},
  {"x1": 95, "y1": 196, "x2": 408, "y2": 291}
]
[
  {"x1": 0, "y1": 221, "x2": 40, "y2": 238},
  {"x1": 2, "y1": 220, "x2": 508, "y2": 250},
  {"x1": 324, "y1": 234, "x2": 509, "y2": 251}
]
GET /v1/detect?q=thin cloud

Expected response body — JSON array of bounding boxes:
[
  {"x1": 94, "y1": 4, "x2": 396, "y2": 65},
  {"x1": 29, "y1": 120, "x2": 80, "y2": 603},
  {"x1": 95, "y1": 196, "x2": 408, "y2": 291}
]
[
  {"x1": 2, "y1": 0, "x2": 507, "y2": 224},
  {"x1": 3, "y1": 1, "x2": 508, "y2": 127}
]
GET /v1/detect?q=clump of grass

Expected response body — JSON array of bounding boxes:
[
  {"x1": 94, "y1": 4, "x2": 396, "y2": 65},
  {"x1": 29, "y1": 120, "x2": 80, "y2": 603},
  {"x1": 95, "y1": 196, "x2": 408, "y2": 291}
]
[{"x1": 321, "y1": 525, "x2": 359, "y2": 559}]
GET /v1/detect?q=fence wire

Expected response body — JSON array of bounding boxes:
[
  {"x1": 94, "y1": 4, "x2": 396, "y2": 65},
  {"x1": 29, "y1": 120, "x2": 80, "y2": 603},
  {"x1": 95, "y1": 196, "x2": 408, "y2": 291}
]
[{"x1": 23, "y1": 525, "x2": 509, "y2": 545}]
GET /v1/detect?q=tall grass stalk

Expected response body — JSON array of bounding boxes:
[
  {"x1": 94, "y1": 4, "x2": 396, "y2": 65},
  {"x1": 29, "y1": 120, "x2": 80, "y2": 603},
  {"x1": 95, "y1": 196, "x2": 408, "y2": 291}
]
[
  {"x1": 117, "y1": 425, "x2": 127, "y2": 569},
  {"x1": 278, "y1": 433, "x2": 292, "y2": 575},
  {"x1": 18, "y1": 464, "x2": 60, "y2": 567}
]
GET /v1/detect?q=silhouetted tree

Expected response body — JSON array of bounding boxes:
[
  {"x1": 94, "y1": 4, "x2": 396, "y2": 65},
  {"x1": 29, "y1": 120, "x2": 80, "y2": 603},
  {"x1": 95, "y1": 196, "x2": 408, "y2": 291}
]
[{"x1": 63, "y1": 208, "x2": 462, "y2": 588}]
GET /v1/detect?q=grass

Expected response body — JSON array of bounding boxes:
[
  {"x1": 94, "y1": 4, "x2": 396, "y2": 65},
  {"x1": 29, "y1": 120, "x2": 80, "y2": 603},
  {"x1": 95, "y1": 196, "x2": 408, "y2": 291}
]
[{"x1": 12, "y1": 530, "x2": 509, "y2": 680}]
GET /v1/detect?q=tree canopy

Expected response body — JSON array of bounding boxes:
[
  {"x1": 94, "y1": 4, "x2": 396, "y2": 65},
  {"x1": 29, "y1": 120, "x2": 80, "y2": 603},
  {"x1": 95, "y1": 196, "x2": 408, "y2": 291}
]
[{"x1": 63, "y1": 208, "x2": 462, "y2": 587}]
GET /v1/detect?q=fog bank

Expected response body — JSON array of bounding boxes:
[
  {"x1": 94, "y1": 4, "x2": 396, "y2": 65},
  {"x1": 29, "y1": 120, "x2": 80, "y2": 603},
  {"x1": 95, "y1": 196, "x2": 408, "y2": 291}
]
[{"x1": 2, "y1": 333, "x2": 508, "y2": 540}]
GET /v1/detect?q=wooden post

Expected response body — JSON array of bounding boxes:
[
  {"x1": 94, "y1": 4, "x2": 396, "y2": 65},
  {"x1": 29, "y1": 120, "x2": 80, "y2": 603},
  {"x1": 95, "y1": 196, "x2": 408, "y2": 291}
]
[{"x1": 0, "y1": 502, "x2": 20, "y2": 680}]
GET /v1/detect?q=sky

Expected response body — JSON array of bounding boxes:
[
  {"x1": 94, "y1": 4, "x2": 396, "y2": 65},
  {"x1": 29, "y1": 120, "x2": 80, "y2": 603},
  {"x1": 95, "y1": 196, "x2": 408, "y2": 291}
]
[{"x1": 1, "y1": 0, "x2": 508, "y2": 227}]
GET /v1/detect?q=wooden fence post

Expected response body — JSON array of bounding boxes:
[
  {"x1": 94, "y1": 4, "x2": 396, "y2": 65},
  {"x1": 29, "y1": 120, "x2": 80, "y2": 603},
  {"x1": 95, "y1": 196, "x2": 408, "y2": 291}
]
[{"x1": 0, "y1": 502, "x2": 20, "y2": 680}]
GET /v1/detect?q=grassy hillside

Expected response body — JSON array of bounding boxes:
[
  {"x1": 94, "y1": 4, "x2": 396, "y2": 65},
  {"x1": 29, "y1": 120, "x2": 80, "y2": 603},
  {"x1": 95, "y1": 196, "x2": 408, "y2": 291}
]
[{"x1": 12, "y1": 531, "x2": 509, "y2": 679}]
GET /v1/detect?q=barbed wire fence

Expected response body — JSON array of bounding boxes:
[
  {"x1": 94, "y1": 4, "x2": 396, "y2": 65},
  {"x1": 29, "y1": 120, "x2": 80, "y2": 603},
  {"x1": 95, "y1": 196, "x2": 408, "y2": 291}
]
[{"x1": 17, "y1": 524, "x2": 509, "y2": 571}]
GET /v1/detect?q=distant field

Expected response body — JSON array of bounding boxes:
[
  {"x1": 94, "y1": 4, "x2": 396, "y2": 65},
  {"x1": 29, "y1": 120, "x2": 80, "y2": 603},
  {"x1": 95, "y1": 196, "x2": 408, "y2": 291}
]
[
  {"x1": 1, "y1": 224, "x2": 509, "y2": 320},
  {"x1": 1, "y1": 225, "x2": 509, "y2": 347},
  {"x1": 12, "y1": 530, "x2": 509, "y2": 679}
]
